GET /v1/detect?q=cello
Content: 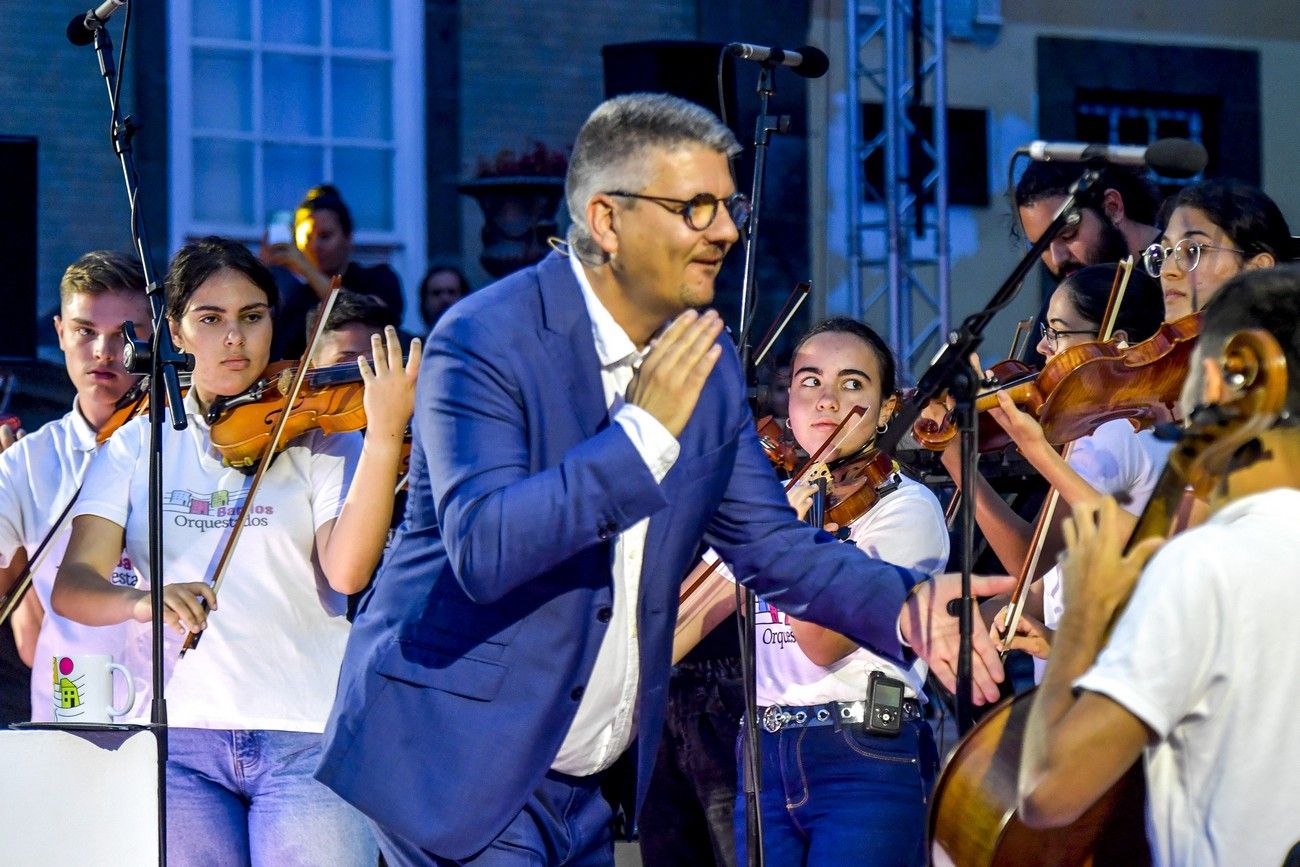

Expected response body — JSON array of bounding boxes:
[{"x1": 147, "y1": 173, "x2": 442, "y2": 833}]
[{"x1": 927, "y1": 327, "x2": 1289, "y2": 866}]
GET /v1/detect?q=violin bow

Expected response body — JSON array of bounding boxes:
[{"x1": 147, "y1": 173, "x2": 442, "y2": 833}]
[
  {"x1": 181, "y1": 279, "x2": 343, "y2": 655},
  {"x1": 0, "y1": 490, "x2": 81, "y2": 626},
  {"x1": 1009, "y1": 317, "x2": 1033, "y2": 360},
  {"x1": 1098, "y1": 257, "x2": 1135, "y2": 344},
  {"x1": 0, "y1": 376, "x2": 153, "y2": 625},
  {"x1": 998, "y1": 261, "x2": 1133, "y2": 655},
  {"x1": 678, "y1": 406, "x2": 869, "y2": 606},
  {"x1": 998, "y1": 258, "x2": 1134, "y2": 649},
  {"x1": 995, "y1": 443, "x2": 1075, "y2": 654},
  {"x1": 783, "y1": 405, "x2": 869, "y2": 492},
  {"x1": 752, "y1": 281, "x2": 810, "y2": 369}
]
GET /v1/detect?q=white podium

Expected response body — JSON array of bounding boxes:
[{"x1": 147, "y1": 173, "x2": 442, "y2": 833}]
[{"x1": 0, "y1": 727, "x2": 159, "y2": 865}]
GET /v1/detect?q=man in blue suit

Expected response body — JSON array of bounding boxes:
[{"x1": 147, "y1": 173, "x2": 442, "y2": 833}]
[{"x1": 318, "y1": 93, "x2": 1011, "y2": 865}]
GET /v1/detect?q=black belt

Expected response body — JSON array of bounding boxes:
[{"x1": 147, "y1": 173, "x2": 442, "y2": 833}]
[{"x1": 759, "y1": 698, "x2": 922, "y2": 734}]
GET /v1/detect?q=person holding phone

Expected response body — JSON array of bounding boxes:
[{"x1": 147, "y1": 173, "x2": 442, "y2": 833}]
[{"x1": 261, "y1": 184, "x2": 405, "y2": 359}]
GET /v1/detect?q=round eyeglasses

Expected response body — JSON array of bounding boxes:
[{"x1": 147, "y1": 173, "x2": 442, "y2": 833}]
[
  {"x1": 603, "y1": 191, "x2": 753, "y2": 233},
  {"x1": 1142, "y1": 238, "x2": 1244, "y2": 279}
]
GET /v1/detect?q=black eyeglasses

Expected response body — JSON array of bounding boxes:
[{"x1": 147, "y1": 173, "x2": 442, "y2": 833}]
[
  {"x1": 1039, "y1": 322, "x2": 1096, "y2": 350},
  {"x1": 603, "y1": 191, "x2": 752, "y2": 233},
  {"x1": 1142, "y1": 238, "x2": 1244, "y2": 278}
]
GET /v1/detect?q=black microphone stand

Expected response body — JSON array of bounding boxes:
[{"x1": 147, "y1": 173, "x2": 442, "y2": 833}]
[
  {"x1": 873, "y1": 164, "x2": 1102, "y2": 733},
  {"x1": 733, "y1": 59, "x2": 790, "y2": 867},
  {"x1": 86, "y1": 14, "x2": 193, "y2": 866}
]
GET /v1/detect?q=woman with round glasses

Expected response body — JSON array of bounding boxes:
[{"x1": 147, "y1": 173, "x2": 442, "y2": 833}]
[
  {"x1": 930, "y1": 265, "x2": 1168, "y2": 665},
  {"x1": 1144, "y1": 178, "x2": 1293, "y2": 321}
]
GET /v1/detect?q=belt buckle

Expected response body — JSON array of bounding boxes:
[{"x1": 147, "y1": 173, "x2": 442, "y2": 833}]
[
  {"x1": 761, "y1": 705, "x2": 785, "y2": 733},
  {"x1": 836, "y1": 701, "x2": 866, "y2": 726}
]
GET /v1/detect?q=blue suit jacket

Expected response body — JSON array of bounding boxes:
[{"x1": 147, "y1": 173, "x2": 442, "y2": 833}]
[{"x1": 317, "y1": 253, "x2": 920, "y2": 858}]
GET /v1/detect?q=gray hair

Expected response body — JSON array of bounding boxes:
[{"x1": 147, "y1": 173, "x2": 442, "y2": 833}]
[{"x1": 565, "y1": 93, "x2": 741, "y2": 263}]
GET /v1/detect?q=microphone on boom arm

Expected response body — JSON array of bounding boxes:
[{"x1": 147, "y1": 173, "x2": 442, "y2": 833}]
[{"x1": 1018, "y1": 138, "x2": 1209, "y2": 179}]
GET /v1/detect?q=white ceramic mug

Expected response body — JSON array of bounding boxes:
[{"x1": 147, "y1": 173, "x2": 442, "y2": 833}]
[{"x1": 52, "y1": 654, "x2": 135, "y2": 723}]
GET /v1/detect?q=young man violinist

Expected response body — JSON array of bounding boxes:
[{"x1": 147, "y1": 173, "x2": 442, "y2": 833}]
[
  {"x1": 1017, "y1": 265, "x2": 1300, "y2": 866},
  {"x1": 0, "y1": 251, "x2": 150, "y2": 721}
]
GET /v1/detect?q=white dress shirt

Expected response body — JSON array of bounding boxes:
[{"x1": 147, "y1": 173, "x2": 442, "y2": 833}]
[{"x1": 550, "y1": 254, "x2": 680, "y2": 775}]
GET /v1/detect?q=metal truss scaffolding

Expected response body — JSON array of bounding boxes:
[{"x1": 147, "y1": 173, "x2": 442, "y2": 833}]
[{"x1": 845, "y1": 0, "x2": 950, "y2": 381}]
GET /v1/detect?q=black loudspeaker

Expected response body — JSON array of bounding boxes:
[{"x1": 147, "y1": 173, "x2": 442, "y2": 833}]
[
  {"x1": 601, "y1": 41, "x2": 740, "y2": 136},
  {"x1": 0, "y1": 137, "x2": 37, "y2": 360}
]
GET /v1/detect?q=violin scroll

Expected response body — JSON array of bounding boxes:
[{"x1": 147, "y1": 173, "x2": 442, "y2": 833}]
[{"x1": 756, "y1": 415, "x2": 800, "y2": 472}]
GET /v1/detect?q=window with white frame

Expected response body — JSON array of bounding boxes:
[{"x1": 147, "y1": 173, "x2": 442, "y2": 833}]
[{"x1": 168, "y1": 0, "x2": 425, "y2": 326}]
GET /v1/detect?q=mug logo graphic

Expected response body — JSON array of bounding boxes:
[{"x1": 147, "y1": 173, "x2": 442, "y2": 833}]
[{"x1": 53, "y1": 657, "x2": 84, "y2": 716}]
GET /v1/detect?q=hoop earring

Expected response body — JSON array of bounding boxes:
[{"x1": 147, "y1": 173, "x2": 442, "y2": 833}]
[{"x1": 876, "y1": 421, "x2": 889, "y2": 435}]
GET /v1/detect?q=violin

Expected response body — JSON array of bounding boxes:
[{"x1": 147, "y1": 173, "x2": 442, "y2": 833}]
[
  {"x1": 804, "y1": 447, "x2": 898, "y2": 528},
  {"x1": 206, "y1": 359, "x2": 370, "y2": 469},
  {"x1": 673, "y1": 409, "x2": 898, "y2": 663},
  {"x1": 914, "y1": 312, "x2": 1204, "y2": 452},
  {"x1": 912, "y1": 358, "x2": 1037, "y2": 452},
  {"x1": 927, "y1": 326, "x2": 1288, "y2": 867},
  {"x1": 99, "y1": 360, "x2": 412, "y2": 476},
  {"x1": 95, "y1": 376, "x2": 157, "y2": 445},
  {"x1": 756, "y1": 414, "x2": 801, "y2": 472}
]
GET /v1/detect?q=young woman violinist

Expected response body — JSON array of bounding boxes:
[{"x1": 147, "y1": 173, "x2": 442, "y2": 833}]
[
  {"x1": 1149, "y1": 178, "x2": 1293, "y2": 322},
  {"x1": 934, "y1": 264, "x2": 1167, "y2": 660},
  {"x1": 737, "y1": 318, "x2": 949, "y2": 867},
  {"x1": 51, "y1": 237, "x2": 419, "y2": 865}
]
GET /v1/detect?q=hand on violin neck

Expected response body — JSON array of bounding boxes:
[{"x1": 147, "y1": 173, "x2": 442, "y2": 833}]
[
  {"x1": 989, "y1": 388, "x2": 1049, "y2": 455},
  {"x1": 359, "y1": 327, "x2": 421, "y2": 441},
  {"x1": 785, "y1": 480, "x2": 819, "y2": 521}
]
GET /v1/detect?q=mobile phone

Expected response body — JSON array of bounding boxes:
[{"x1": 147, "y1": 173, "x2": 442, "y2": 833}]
[
  {"x1": 266, "y1": 209, "x2": 294, "y2": 246},
  {"x1": 865, "y1": 669, "x2": 905, "y2": 736}
]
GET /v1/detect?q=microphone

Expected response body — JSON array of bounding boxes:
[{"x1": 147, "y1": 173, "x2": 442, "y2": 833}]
[
  {"x1": 726, "y1": 42, "x2": 830, "y2": 79},
  {"x1": 66, "y1": 0, "x2": 126, "y2": 46},
  {"x1": 1020, "y1": 138, "x2": 1208, "y2": 178}
]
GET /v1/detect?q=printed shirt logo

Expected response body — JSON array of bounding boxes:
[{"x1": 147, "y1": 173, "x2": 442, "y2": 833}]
[
  {"x1": 110, "y1": 553, "x2": 138, "y2": 587},
  {"x1": 164, "y1": 487, "x2": 275, "y2": 532},
  {"x1": 756, "y1": 599, "x2": 797, "y2": 650}
]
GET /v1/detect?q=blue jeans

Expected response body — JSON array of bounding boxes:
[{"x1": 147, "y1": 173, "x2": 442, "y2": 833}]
[
  {"x1": 166, "y1": 728, "x2": 377, "y2": 867},
  {"x1": 734, "y1": 718, "x2": 938, "y2": 866},
  {"x1": 374, "y1": 769, "x2": 615, "y2": 866}
]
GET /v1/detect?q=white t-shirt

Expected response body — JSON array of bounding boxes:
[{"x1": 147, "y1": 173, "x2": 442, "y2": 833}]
[
  {"x1": 1075, "y1": 487, "x2": 1300, "y2": 867},
  {"x1": 73, "y1": 391, "x2": 361, "y2": 732},
  {"x1": 1041, "y1": 421, "x2": 1172, "y2": 631},
  {"x1": 0, "y1": 401, "x2": 138, "y2": 721},
  {"x1": 744, "y1": 474, "x2": 949, "y2": 705}
]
